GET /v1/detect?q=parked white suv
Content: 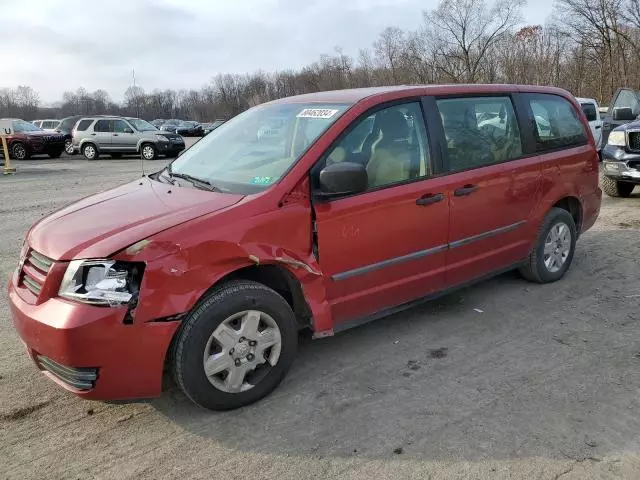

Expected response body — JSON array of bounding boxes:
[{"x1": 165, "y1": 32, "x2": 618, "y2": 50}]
[
  {"x1": 576, "y1": 97, "x2": 603, "y2": 153},
  {"x1": 32, "y1": 119, "x2": 61, "y2": 132}
]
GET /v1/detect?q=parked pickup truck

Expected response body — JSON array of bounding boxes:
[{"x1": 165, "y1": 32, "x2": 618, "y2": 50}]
[{"x1": 602, "y1": 87, "x2": 640, "y2": 145}]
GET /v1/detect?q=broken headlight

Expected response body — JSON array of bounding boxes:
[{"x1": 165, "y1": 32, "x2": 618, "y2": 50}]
[{"x1": 59, "y1": 260, "x2": 143, "y2": 306}]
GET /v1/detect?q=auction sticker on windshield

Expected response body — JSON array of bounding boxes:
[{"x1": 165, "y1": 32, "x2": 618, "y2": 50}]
[
  {"x1": 296, "y1": 108, "x2": 339, "y2": 119},
  {"x1": 250, "y1": 176, "x2": 274, "y2": 185}
]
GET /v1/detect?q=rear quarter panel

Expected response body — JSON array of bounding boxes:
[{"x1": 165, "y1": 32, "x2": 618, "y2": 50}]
[{"x1": 527, "y1": 144, "x2": 600, "y2": 241}]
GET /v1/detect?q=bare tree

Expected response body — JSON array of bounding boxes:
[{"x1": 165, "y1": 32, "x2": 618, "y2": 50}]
[{"x1": 424, "y1": 0, "x2": 525, "y2": 82}]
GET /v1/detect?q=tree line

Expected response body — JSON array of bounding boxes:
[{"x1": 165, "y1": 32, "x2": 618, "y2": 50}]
[{"x1": 3, "y1": 0, "x2": 640, "y2": 122}]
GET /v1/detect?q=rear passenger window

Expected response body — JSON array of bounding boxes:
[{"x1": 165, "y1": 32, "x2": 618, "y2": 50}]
[
  {"x1": 76, "y1": 120, "x2": 92, "y2": 131},
  {"x1": 526, "y1": 94, "x2": 587, "y2": 151},
  {"x1": 437, "y1": 96, "x2": 522, "y2": 172},
  {"x1": 94, "y1": 120, "x2": 111, "y2": 132}
]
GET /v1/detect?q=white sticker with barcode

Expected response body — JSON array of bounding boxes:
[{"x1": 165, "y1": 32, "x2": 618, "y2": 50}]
[{"x1": 296, "y1": 108, "x2": 339, "y2": 119}]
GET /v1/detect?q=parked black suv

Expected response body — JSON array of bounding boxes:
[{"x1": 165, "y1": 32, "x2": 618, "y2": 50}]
[{"x1": 55, "y1": 115, "x2": 83, "y2": 155}]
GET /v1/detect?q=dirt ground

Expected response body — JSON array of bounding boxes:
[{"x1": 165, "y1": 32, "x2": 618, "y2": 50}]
[{"x1": 2, "y1": 155, "x2": 640, "y2": 480}]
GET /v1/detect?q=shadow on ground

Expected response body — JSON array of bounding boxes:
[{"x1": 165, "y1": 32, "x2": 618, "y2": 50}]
[{"x1": 151, "y1": 228, "x2": 640, "y2": 464}]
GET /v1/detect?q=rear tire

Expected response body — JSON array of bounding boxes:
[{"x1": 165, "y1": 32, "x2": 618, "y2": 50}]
[
  {"x1": 601, "y1": 176, "x2": 635, "y2": 197},
  {"x1": 82, "y1": 143, "x2": 98, "y2": 160},
  {"x1": 64, "y1": 139, "x2": 75, "y2": 155},
  {"x1": 519, "y1": 207, "x2": 577, "y2": 284},
  {"x1": 173, "y1": 280, "x2": 298, "y2": 411}
]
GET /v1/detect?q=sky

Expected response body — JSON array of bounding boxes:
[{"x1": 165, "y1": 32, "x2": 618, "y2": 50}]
[{"x1": 0, "y1": 0, "x2": 555, "y2": 104}]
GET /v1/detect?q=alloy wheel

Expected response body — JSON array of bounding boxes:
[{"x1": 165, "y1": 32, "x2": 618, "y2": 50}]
[
  {"x1": 13, "y1": 144, "x2": 26, "y2": 160},
  {"x1": 84, "y1": 145, "x2": 96, "y2": 160},
  {"x1": 142, "y1": 145, "x2": 155, "y2": 160}
]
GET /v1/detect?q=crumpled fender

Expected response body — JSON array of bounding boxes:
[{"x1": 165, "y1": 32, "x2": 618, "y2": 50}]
[{"x1": 114, "y1": 237, "x2": 332, "y2": 333}]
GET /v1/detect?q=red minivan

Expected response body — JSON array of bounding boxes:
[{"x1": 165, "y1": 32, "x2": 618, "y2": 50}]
[{"x1": 8, "y1": 85, "x2": 601, "y2": 410}]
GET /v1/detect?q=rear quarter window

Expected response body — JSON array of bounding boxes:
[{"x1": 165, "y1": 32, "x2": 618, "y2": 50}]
[
  {"x1": 93, "y1": 120, "x2": 111, "y2": 132},
  {"x1": 76, "y1": 119, "x2": 92, "y2": 131},
  {"x1": 524, "y1": 94, "x2": 588, "y2": 152}
]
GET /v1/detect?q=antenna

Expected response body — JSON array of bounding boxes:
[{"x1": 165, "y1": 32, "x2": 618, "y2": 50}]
[{"x1": 132, "y1": 67, "x2": 145, "y2": 178}]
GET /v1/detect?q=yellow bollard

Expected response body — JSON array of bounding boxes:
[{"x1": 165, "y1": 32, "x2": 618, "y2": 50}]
[{"x1": 1, "y1": 119, "x2": 16, "y2": 175}]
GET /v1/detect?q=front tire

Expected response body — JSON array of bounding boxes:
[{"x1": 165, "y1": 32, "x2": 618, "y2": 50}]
[
  {"x1": 173, "y1": 280, "x2": 298, "y2": 411},
  {"x1": 519, "y1": 207, "x2": 577, "y2": 284},
  {"x1": 11, "y1": 142, "x2": 29, "y2": 160},
  {"x1": 141, "y1": 143, "x2": 156, "y2": 160},
  {"x1": 48, "y1": 149, "x2": 63, "y2": 159},
  {"x1": 601, "y1": 176, "x2": 635, "y2": 197}
]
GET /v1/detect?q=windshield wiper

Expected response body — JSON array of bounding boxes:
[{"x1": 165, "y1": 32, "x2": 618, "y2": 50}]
[{"x1": 169, "y1": 172, "x2": 221, "y2": 192}]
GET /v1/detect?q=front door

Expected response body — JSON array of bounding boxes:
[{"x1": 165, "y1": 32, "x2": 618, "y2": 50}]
[
  {"x1": 313, "y1": 101, "x2": 449, "y2": 326},
  {"x1": 111, "y1": 119, "x2": 138, "y2": 152},
  {"x1": 434, "y1": 95, "x2": 541, "y2": 287}
]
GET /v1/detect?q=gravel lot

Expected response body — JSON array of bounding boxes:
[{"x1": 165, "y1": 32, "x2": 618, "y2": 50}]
[{"x1": 2, "y1": 149, "x2": 640, "y2": 479}]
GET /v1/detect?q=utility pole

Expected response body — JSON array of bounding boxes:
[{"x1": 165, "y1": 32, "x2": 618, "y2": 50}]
[{"x1": 132, "y1": 68, "x2": 140, "y2": 118}]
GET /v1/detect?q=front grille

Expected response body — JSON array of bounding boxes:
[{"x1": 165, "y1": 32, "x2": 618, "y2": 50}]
[
  {"x1": 37, "y1": 355, "x2": 97, "y2": 390},
  {"x1": 43, "y1": 135, "x2": 64, "y2": 143},
  {"x1": 20, "y1": 250, "x2": 53, "y2": 297},
  {"x1": 628, "y1": 131, "x2": 640, "y2": 151},
  {"x1": 628, "y1": 160, "x2": 640, "y2": 171}
]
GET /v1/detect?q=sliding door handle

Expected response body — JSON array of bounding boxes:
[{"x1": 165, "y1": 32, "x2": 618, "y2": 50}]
[
  {"x1": 454, "y1": 184, "x2": 478, "y2": 196},
  {"x1": 416, "y1": 193, "x2": 444, "y2": 206}
]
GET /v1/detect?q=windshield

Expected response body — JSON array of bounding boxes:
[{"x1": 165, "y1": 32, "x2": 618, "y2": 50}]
[
  {"x1": 129, "y1": 118, "x2": 157, "y2": 131},
  {"x1": 168, "y1": 102, "x2": 350, "y2": 193},
  {"x1": 13, "y1": 120, "x2": 42, "y2": 132}
]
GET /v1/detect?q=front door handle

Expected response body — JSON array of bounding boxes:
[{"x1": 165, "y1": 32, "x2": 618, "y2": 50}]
[
  {"x1": 91, "y1": 133, "x2": 96, "y2": 136},
  {"x1": 113, "y1": 134, "x2": 119, "y2": 136},
  {"x1": 595, "y1": 125, "x2": 602, "y2": 129},
  {"x1": 454, "y1": 184, "x2": 478, "y2": 196},
  {"x1": 416, "y1": 193, "x2": 444, "y2": 206}
]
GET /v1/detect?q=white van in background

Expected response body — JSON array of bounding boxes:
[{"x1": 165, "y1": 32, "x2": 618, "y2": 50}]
[{"x1": 576, "y1": 97, "x2": 603, "y2": 153}]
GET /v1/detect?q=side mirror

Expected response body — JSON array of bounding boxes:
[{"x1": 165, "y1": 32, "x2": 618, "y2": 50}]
[
  {"x1": 317, "y1": 162, "x2": 367, "y2": 198},
  {"x1": 125, "y1": 128, "x2": 134, "y2": 134},
  {"x1": 613, "y1": 107, "x2": 636, "y2": 121}
]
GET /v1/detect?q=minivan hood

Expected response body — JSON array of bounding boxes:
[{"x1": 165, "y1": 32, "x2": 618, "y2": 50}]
[{"x1": 28, "y1": 177, "x2": 244, "y2": 260}]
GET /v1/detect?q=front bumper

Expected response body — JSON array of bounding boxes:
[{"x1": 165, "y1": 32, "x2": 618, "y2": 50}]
[
  {"x1": 8, "y1": 276, "x2": 180, "y2": 400},
  {"x1": 602, "y1": 144, "x2": 640, "y2": 183},
  {"x1": 156, "y1": 139, "x2": 185, "y2": 153}
]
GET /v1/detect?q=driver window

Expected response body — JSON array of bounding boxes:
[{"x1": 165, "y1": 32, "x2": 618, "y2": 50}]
[
  {"x1": 113, "y1": 120, "x2": 131, "y2": 133},
  {"x1": 324, "y1": 102, "x2": 432, "y2": 189},
  {"x1": 613, "y1": 89, "x2": 639, "y2": 113}
]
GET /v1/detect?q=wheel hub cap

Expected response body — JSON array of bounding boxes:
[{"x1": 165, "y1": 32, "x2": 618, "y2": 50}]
[
  {"x1": 202, "y1": 310, "x2": 282, "y2": 393},
  {"x1": 232, "y1": 342, "x2": 250, "y2": 359},
  {"x1": 543, "y1": 221, "x2": 571, "y2": 273}
]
